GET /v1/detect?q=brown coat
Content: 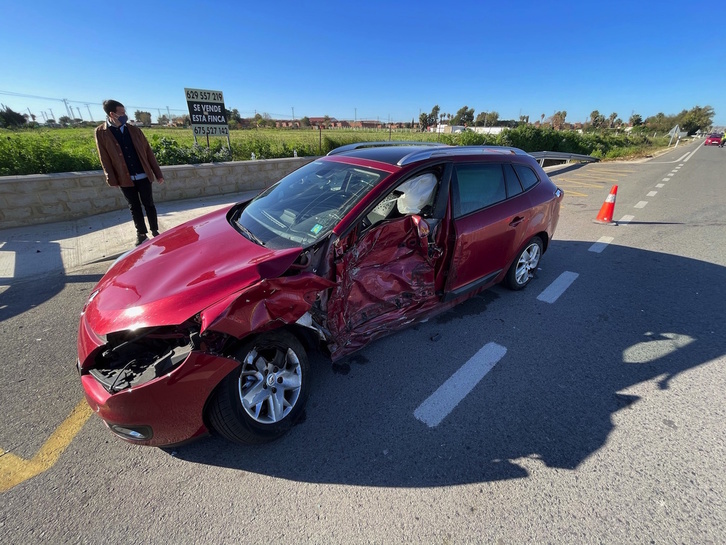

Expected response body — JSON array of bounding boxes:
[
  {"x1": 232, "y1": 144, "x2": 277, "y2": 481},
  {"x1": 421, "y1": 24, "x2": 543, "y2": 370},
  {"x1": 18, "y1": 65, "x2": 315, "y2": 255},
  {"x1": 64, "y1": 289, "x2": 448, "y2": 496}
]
[{"x1": 94, "y1": 123, "x2": 163, "y2": 187}]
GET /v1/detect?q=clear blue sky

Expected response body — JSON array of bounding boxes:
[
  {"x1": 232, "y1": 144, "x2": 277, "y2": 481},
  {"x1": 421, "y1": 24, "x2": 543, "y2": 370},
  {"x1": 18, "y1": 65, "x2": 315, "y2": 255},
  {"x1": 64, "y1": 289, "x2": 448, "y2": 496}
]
[{"x1": 2, "y1": 0, "x2": 725, "y2": 126}]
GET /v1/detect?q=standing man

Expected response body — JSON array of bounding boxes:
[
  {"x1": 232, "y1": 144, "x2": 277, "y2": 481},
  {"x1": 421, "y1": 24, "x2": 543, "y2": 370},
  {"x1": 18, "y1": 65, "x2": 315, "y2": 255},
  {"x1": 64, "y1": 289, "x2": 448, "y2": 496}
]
[{"x1": 95, "y1": 99, "x2": 165, "y2": 246}]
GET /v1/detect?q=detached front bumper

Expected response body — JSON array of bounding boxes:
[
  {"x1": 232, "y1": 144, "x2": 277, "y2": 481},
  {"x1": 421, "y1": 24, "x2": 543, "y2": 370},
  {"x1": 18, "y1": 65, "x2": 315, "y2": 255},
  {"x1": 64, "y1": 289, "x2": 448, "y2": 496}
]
[{"x1": 80, "y1": 344, "x2": 240, "y2": 446}]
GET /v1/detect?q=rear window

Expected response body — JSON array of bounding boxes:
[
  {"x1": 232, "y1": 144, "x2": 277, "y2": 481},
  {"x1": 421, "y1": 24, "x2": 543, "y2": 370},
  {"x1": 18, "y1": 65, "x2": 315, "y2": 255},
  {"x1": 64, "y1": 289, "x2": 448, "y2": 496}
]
[{"x1": 512, "y1": 164, "x2": 539, "y2": 190}]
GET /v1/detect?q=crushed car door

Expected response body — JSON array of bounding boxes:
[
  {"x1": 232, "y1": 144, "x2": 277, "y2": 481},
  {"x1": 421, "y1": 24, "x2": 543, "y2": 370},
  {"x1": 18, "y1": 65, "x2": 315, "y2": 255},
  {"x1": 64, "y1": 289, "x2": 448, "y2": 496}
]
[
  {"x1": 325, "y1": 169, "x2": 447, "y2": 360},
  {"x1": 326, "y1": 214, "x2": 439, "y2": 358}
]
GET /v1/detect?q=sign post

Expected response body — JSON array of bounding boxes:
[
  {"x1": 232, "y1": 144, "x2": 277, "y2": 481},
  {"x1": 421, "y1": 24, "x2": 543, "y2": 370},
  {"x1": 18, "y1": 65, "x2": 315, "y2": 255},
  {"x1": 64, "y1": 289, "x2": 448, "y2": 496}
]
[{"x1": 184, "y1": 88, "x2": 231, "y2": 150}]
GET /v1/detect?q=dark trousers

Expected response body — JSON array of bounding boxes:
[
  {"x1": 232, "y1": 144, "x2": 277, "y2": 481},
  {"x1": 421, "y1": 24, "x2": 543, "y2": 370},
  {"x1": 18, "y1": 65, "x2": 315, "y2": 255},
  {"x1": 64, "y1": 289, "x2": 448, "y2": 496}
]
[{"x1": 120, "y1": 178, "x2": 158, "y2": 235}]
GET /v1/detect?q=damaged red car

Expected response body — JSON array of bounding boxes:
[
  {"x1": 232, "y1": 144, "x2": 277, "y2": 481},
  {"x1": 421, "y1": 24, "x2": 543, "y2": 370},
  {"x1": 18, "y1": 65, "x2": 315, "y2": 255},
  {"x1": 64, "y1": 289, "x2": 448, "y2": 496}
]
[{"x1": 77, "y1": 143, "x2": 563, "y2": 446}]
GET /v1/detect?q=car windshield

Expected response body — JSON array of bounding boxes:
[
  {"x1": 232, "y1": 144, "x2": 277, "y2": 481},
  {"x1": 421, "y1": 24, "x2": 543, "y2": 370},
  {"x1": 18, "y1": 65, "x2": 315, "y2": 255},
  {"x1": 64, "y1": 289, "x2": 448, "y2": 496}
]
[{"x1": 236, "y1": 160, "x2": 389, "y2": 248}]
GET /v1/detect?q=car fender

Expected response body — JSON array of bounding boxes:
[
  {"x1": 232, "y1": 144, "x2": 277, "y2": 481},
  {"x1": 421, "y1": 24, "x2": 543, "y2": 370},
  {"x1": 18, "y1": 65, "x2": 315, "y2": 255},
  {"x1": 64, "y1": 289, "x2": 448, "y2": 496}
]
[{"x1": 199, "y1": 273, "x2": 335, "y2": 339}]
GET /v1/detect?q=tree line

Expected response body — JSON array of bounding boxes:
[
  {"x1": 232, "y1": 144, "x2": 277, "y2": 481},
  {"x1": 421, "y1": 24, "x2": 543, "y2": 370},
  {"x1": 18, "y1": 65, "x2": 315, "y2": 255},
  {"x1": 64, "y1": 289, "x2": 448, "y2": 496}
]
[
  {"x1": 418, "y1": 104, "x2": 716, "y2": 135},
  {"x1": 0, "y1": 103, "x2": 717, "y2": 135}
]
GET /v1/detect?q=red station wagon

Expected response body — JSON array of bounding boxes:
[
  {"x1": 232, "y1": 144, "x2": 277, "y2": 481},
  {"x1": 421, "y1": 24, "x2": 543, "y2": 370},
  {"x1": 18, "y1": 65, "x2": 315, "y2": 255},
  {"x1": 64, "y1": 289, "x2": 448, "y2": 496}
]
[{"x1": 77, "y1": 143, "x2": 564, "y2": 446}]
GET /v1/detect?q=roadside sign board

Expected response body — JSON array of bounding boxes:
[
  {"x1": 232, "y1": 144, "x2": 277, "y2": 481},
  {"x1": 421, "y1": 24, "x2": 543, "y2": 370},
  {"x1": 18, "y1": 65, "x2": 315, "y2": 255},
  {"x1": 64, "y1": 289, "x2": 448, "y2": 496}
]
[{"x1": 184, "y1": 88, "x2": 229, "y2": 137}]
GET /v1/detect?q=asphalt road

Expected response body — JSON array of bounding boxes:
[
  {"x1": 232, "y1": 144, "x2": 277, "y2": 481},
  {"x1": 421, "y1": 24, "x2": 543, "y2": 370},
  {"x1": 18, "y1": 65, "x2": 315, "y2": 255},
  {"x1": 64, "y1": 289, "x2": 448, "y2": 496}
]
[{"x1": 1, "y1": 140, "x2": 724, "y2": 544}]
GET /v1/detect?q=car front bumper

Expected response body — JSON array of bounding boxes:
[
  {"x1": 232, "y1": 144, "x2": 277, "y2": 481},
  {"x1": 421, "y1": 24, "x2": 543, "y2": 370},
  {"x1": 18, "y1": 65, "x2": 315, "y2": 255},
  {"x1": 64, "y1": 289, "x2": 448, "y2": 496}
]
[{"x1": 80, "y1": 350, "x2": 240, "y2": 446}]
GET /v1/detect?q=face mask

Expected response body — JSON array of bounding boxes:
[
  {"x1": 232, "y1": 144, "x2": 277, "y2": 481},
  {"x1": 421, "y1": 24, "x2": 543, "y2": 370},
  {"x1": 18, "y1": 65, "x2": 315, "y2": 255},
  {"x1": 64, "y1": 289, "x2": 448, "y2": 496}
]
[{"x1": 117, "y1": 114, "x2": 128, "y2": 125}]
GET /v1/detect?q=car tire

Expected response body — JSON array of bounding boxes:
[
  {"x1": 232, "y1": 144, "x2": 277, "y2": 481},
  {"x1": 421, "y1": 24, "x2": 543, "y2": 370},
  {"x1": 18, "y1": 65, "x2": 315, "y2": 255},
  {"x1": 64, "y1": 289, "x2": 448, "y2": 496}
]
[
  {"x1": 504, "y1": 236, "x2": 543, "y2": 290},
  {"x1": 208, "y1": 330, "x2": 310, "y2": 445}
]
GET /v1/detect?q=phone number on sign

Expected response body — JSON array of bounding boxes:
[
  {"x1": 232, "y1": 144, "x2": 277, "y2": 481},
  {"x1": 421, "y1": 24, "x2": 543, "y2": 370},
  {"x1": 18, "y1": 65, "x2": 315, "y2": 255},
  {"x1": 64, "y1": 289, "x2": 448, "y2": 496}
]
[
  {"x1": 186, "y1": 90, "x2": 223, "y2": 101},
  {"x1": 193, "y1": 126, "x2": 229, "y2": 136}
]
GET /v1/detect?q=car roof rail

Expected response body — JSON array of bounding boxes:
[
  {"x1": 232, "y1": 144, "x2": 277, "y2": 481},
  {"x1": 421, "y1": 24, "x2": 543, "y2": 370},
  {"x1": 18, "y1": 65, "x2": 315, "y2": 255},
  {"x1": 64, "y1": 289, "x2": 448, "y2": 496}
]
[
  {"x1": 327, "y1": 141, "x2": 447, "y2": 156},
  {"x1": 398, "y1": 145, "x2": 528, "y2": 166}
]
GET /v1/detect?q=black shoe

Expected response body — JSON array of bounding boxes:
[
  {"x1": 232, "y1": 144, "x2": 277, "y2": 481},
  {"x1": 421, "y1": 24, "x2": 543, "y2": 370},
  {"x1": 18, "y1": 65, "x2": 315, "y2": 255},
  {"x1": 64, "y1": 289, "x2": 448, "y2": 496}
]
[
  {"x1": 151, "y1": 230, "x2": 160, "y2": 237},
  {"x1": 136, "y1": 234, "x2": 148, "y2": 246}
]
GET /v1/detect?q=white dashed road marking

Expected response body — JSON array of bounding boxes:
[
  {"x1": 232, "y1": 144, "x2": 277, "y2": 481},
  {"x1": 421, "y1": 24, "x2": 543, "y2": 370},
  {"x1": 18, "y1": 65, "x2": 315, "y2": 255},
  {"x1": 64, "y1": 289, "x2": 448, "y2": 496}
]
[
  {"x1": 662, "y1": 178, "x2": 670, "y2": 182},
  {"x1": 414, "y1": 147, "x2": 685, "y2": 430},
  {"x1": 414, "y1": 342, "x2": 507, "y2": 427},
  {"x1": 589, "y1": 236, "x2": 614, "y2": 253},
  {"x1": 537, "y1": 271, "x2": 579, "y2": 303}
]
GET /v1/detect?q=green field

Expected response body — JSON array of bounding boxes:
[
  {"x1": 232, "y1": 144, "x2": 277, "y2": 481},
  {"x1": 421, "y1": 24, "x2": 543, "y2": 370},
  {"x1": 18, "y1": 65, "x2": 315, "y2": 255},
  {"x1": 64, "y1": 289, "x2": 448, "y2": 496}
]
[{"x1": 0, "y1": 126, "x2": 671, "y2": 176}]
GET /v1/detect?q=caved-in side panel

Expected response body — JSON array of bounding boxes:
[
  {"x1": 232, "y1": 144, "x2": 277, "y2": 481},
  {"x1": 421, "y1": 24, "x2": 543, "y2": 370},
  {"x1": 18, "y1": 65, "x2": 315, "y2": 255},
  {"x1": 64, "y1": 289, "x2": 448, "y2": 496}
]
[
  {"x1": 326, "y1": 215, "x2": 439, "y2": 359},
  {"x1": 201, "y1": 274, "x2": 335, "y2": 338}
]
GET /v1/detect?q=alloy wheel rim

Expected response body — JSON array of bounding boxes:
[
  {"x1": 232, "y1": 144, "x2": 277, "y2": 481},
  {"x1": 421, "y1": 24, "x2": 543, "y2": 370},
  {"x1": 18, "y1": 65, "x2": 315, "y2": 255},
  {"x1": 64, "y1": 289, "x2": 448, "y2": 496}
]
[
  {"x1": 515, "y1": 243, "x2": 540, "y2": 285},
  {"x1": 238, "y1": 346, "x2": 302, "y2": 424}
]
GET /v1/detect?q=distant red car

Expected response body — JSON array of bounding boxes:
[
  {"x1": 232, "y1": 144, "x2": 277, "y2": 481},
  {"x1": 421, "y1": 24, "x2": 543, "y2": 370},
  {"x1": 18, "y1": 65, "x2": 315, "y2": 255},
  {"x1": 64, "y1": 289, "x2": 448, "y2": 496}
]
[
  {"x1": 704, "y1": 133, "x2": 722, "y2": 146},
  {"x1": 78, "y1": 143, "x2": 563, "y2": 446}
]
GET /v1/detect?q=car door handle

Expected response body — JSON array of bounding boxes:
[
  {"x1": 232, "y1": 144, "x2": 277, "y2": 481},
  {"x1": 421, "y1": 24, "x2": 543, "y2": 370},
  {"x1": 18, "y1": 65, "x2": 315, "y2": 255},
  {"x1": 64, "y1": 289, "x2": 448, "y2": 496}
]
[{"x1": 509, "y1": 216, "x2": 525, "y2": 227}]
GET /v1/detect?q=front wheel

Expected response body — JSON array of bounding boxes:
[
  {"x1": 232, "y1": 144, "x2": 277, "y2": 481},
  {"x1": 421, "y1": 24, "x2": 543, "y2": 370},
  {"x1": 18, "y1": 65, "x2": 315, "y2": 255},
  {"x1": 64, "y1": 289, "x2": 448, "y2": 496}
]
[
  {"x1": 504, "y1": 236, "x2": 543, "y2": 290},
  {"x1": 208, "y1": 330, "x2": 309, "y2": 445}
]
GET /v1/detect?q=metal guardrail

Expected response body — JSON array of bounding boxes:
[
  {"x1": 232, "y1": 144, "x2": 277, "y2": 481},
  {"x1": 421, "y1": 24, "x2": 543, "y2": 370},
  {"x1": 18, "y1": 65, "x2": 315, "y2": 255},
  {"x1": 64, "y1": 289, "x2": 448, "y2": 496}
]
[{"x1": 528, "y1": 151, "x2": 599, "y2": 166}]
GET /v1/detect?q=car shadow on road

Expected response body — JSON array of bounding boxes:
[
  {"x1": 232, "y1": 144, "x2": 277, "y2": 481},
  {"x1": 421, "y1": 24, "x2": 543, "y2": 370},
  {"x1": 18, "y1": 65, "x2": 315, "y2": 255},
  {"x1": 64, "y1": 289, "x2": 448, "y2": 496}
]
[
  {"x1": 0, "y1": 239, "x2": 103, "y2": 323},
  {"x1": 169, "y1": 241, "x2": 725, "y2": 487}
]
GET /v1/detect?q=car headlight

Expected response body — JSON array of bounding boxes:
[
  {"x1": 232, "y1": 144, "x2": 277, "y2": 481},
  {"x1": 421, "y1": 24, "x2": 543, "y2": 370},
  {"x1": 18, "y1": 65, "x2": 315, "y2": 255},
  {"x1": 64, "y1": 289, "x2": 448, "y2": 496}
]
[{"x1": 88, "y1": 324, "x2": 200, "y2": 393}]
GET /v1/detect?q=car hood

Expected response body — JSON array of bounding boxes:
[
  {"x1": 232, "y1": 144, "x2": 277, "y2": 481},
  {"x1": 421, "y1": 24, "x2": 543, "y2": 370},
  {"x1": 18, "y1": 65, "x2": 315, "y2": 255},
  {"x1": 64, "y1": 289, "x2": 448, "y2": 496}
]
[{"x1": 83, "y1": 207, "x2": 303, "y2": 335}]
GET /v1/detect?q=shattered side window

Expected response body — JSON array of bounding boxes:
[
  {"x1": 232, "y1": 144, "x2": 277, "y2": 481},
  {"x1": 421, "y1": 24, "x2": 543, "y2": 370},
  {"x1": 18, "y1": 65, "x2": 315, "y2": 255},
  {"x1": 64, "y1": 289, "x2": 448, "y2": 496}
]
[{"x1": 365, "y1": 171, "x2": 439, "y2": 227}]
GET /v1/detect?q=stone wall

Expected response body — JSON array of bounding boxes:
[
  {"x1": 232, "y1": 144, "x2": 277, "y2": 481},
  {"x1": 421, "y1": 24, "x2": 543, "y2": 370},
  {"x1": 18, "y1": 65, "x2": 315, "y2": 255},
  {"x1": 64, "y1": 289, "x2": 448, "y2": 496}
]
[{"x1": 0, "y1": 157, "x2": 315, "y2": 229}]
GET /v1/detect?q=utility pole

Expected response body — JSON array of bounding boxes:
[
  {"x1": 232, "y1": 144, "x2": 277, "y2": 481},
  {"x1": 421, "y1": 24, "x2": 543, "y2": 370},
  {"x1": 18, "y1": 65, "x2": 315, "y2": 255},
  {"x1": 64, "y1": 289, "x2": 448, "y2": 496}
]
[
  {"x1": 62, "y1": 98, "x2": 72, "y2": 119},
  {"x1": 86, "y1": 104, "x2": 93, "y2": 121},
  {"x1": 76, "y1": 107, "x2": 83, "y2": 120},
  {"x1": 49, "y1": 108, "x2": 55, "y2": 122},
  {"x1": 291, "y1": 106, "x2": 295, "y2": 121},
  {"x1": 354, "y1": 108, "x2": 357, "y2": 122}
]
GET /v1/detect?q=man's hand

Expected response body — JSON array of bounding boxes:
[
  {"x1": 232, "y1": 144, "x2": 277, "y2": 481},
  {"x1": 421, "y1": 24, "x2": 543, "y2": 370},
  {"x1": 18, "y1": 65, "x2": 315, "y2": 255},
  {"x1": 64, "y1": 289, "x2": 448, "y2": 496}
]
[{"x1": 158, "y1": 177, "x2": 165, "y2": 184}]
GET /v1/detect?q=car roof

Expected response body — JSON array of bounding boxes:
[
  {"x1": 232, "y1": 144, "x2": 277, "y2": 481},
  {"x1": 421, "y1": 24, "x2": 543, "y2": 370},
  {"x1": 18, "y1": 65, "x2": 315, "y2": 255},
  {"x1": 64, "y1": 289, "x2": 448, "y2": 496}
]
[
  {"x1": 327, "y1": 142, "x2": 530, "y2": 166},
  {"x1": 328, "y1": 143, "x2": 449, "y2": 165}
]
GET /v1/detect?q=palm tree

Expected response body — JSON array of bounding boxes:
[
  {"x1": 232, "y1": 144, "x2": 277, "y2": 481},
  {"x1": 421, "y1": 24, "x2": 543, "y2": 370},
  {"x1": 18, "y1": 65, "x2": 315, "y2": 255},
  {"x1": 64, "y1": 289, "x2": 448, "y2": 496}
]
[{"x1": 608, "y1": 112, "x2": 618, "y2": 128}]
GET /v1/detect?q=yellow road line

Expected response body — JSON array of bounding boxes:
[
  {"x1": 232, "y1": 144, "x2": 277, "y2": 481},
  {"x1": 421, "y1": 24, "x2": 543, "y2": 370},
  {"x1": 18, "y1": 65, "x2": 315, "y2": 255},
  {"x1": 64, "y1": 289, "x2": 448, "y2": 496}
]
[
  {"x1": 0, "y1": 400, "x2": 92, "y2": 492},
  {"x1": 558, "y1": 179, "x2": 609, "y2": 189},
  {"x1": 565, "y1": 174, "x2": 619, "y2": 181}
]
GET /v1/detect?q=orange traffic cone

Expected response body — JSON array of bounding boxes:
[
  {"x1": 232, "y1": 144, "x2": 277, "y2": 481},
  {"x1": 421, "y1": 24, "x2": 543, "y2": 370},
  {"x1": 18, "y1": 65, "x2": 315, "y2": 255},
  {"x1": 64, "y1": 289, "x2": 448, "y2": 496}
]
[{"x1": 593, "y1": 185, "x2": 618, "y2": 225}]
